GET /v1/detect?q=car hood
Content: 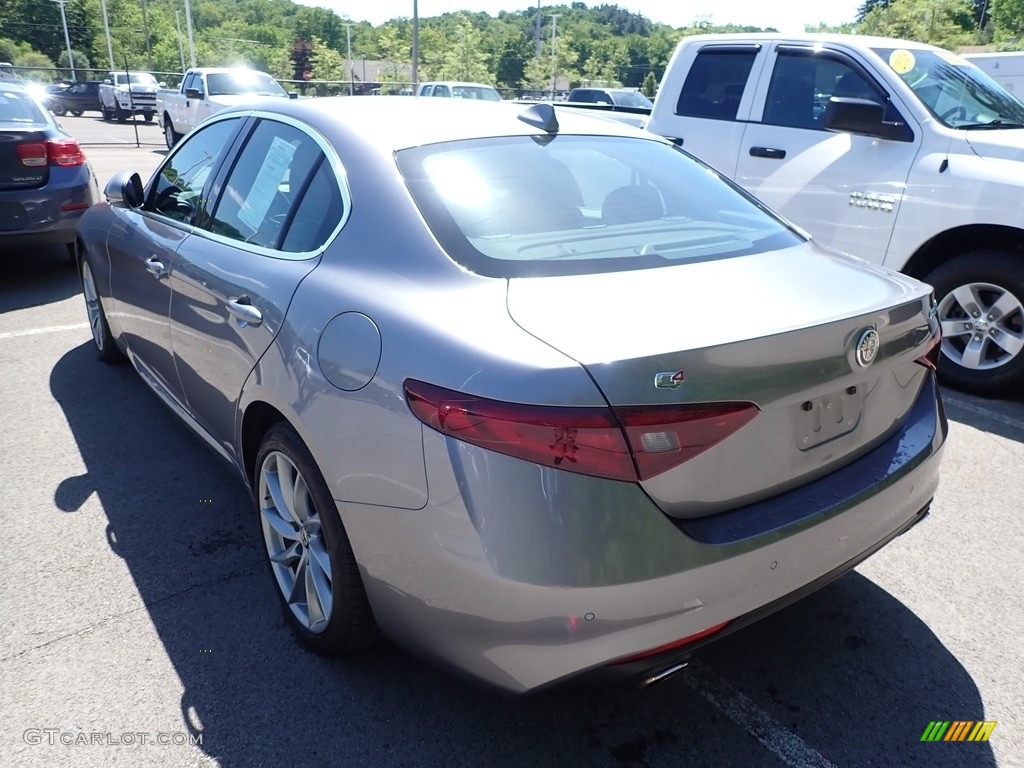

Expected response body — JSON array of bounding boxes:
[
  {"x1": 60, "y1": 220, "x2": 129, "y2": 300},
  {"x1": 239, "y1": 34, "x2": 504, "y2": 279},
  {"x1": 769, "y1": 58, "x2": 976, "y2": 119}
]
[
  {"x1": 207, "y1": 93, "x2": 288, "y2": 106},
  {"x1": 965, "y1": 129, "x2": 1024, "y2": 162}
]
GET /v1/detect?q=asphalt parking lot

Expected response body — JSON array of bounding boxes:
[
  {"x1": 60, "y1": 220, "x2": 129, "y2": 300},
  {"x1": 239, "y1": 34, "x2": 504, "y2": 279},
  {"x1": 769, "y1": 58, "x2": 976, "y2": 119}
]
[{"x1": 1, "y1": 120, "x2": 1022, "y2": 768}]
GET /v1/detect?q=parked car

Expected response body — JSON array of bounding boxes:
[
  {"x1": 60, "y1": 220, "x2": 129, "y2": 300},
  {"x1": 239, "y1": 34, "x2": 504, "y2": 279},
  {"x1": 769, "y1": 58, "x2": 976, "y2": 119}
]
[
  {"x1": 567, "y1": 87, "x2": 653, "y2": 108},
  {"x1": 1, "y1": 81, "x2": 98, "y2": 254},
  {"x1": 416, "y1": 81, "x2": 502, "y2": 100},
  {"x1": 158, "y1": 67, "x2": 292, "y2": 149},
  {"x1": 47, "y1": 80, "x2": 103, "y2": 116},
  {"x1": 99, "y1": 71, "x2": 159, "y2": 123},
  {"x1": 76, "y1": 98, "x2": 945, "y2": 694}
]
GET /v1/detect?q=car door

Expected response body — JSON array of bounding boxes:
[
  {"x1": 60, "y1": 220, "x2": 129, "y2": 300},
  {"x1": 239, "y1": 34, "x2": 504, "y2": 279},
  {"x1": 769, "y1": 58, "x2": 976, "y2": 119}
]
[
  {"x1": 733, "y1": 44, "x2": 922, "y2": 263},
  {"x1": 662, "y1": 43, "x2": 765, "y2": 176},
  {"x1": 106, "y1": 116, "x2": 243, "y2": 405},
  {"x1": 168, "y1": 116, "x2": 341, "y2": 458}
]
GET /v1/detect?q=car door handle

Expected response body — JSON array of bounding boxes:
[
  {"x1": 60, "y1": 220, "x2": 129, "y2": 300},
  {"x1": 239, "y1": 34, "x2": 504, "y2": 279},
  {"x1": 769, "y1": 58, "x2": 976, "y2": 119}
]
[
  {"x1": 145, "y1": 257, "x2": 168, "y2": 279},
  {"x1": 227, "y1": 296, "x2": 263, "y2": 327},
  {"x1": 749, "y1": 146, "x2": 786, "y2": 159}
]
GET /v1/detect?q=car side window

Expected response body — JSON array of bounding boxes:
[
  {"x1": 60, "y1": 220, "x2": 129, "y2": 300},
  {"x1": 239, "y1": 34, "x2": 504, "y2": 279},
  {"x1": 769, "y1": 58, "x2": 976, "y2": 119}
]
[
  {"x1": 149, "y1": 118, "x2": 240, "y2": 223},
  {"x1": 676, "y1": 48, "x2": 758, "y2": 120},
  {"x1": 433, "y1": 85, "x2": 450, "y2": 97},
  {"x1": 763, "y1": 52, "x2": 898, "y2": 130},
  {"x1": 279, "y1": 159, "x2": 345, "y2": 252},
  {"x1": 206, "y1": 119, "x2": 325, "y2": 250}
]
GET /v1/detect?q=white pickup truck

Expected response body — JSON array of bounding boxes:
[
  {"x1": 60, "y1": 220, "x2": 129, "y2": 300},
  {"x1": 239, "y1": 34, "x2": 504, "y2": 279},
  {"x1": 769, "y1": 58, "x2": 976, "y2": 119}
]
[
  {"x1": 614, "y1": 33, "x2": 1024, "y2": 397},
  {"x1": 158, "y1": 67, "x2": 292, "y2": 149},
  {"x1": 99, "y1": 71, "x2": 160, "y2": 123}
]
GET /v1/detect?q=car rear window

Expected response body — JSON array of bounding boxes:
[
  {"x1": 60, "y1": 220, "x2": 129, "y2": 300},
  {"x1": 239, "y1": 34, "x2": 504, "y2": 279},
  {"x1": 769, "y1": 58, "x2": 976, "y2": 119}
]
[
  {"x1": 396, "y1": 135, "x2": 801, "y2": 278},
  {"x1": 0, "y1": 90, "x2": 46, "y2": 123}
]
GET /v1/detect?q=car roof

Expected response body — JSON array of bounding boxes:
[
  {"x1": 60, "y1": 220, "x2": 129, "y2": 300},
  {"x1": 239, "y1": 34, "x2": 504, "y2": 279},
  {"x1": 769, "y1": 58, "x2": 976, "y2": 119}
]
[
  {"x1": 229, "y1": 97, "x2": 655, "y2": 153},
  {"x1": 682, "y1": 32, "x2": 944, "y2": 51},
  {"x1": 420, "y1": 81, "x2": 498, "y2": 88}
]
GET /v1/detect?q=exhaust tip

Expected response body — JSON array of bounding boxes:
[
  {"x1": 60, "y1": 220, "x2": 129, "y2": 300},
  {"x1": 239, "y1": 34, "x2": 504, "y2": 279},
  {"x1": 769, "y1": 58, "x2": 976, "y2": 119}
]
[{"x1": 642, "y1": 661, "x2": 689, "y2": 687}]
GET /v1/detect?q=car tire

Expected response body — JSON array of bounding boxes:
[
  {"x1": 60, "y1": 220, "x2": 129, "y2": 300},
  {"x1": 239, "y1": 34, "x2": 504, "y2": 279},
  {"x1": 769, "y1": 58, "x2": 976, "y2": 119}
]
[
  {"x1": 164, "y1": 118, "x2": 180, "y2": 150},
  {"x1": 115, "y1": 105, "x2": 127, "y2": 123},
  {"x1": 52, "y1": 105, "x2": 67, "y2": 116},
  {"x1": 255, "y1": 423, "x2": 380, "y2": 656},
  {"x1": 143, "y1": 111, "x2": 154, "y2": 123},
  {"x1": 101, "y1": 106, "x2": 111, "y2": 121},
  {"x1": 70, "y1": 109, "x2": 83, "y2": 117},
  {"x1": 926, "y1": 250, "x2": 1024, "y2": 397},
  {"x1": 80, "y1": 255, "x2": 125, "y2": 364}
]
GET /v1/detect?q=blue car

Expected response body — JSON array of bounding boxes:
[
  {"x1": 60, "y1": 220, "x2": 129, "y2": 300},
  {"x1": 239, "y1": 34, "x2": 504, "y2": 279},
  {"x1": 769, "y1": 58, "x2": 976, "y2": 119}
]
[{"x1": 0, "y1": 81, "x2": 98, "y2": 253}]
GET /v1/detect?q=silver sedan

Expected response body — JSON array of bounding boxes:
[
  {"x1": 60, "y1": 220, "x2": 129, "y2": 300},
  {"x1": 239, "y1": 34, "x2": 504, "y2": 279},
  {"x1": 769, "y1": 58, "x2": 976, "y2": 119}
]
[{"x1": 75, "y1": 97, "x2": 946, "y2": 693}]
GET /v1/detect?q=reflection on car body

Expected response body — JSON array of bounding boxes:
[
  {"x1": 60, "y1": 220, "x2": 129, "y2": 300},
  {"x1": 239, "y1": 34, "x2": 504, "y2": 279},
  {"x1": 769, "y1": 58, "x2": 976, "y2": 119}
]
[{"x1": 75, "y1": 97, "x2": 946, "y2": 694}]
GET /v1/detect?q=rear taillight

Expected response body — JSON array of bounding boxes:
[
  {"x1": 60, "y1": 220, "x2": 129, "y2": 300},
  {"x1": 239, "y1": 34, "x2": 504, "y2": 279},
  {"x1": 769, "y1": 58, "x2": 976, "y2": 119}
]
[
  {"x1": 404, "y1": 379, "x2": 758, "y2": 482},
  {"x1": 16, "y1": 139, "x2": 85, "y2": 168}
]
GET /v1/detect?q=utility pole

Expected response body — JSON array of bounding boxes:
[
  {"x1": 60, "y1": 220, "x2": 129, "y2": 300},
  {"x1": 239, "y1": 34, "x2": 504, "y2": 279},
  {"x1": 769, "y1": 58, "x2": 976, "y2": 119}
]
[
  {"x1": 535, "y1": 0, "x2": 542, "y2": 55},
  {"x1": 184, "y1": 0, "x2": 197, "y2": 67},
  {"x1": 549, "y1": 14, "x2": 560, "y2": 101},
  {"x1": 175, "y1": 11, "x2": 186, "y2": 73},
  {"x1": 344, "y1": 23, "x2": 354, "y2": 96},
  {"x1": 412, "y1": 0, "x2": 419, "y2": 91},
  {"x1": 140, "y1": 0, "x2": 154, "y2": 71},
  {"x1": 51, "y1": 0, "x2": 76, "y2": 81},
  {"x1": 100, "y1": 0, "x2": 115, "y2": 70}
]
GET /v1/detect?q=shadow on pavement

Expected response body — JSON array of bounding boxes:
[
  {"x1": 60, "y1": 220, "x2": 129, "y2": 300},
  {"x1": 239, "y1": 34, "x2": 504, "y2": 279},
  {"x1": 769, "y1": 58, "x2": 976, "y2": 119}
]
[
  {"x1": 50, "y1": 342, "x2": 996, "y2": 768},
  {"x1": 0, "y1": 245, "x2": 80, "y2": 313}
]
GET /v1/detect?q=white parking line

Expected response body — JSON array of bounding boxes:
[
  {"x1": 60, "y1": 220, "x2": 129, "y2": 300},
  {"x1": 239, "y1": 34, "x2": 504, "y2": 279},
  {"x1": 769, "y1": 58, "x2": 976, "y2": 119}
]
[
  {"x1": 683, "y1": 660, "x2": 839, "y2": 768},
  {"x1": 942, "y1": 393, "x2": 1024, "y2": 433},
  {"x1": 0, "y1": 322, "x2": 88, "y2": 341}
]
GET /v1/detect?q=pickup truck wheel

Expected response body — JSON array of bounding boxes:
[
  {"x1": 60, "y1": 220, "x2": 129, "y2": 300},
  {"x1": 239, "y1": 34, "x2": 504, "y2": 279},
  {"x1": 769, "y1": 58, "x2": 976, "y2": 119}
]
[
  {"x1": 164, "y1": 119, "x2": 180, "y2": 150},
  {"x1": 143, "y1": 111, "x2": 154, "y2": 123},
  {"x1": 927, "y1": 251, "x2": 1024, "y2": 397},
  {"x1": 52, "y1": 105, "x2": 67, "y2": 116},
  {"x1": 70, "y1": 109, "x2": 83, "y2": 117},
  {"x1": 101, "y1": 106, "x2": 110, "y2": 121},
  {"x1": 115, "y1": 105, "x2": 127, "y2": 123}
]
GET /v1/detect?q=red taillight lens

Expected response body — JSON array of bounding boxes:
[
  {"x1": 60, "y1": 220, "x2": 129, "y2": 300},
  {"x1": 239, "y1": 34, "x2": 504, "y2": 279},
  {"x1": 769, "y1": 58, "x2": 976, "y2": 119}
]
[
  {"x1": 609, "y1": 621, "x2": 730, "y2": 665},
  {"x1": 16, "y1": 139, "x2": 85, "y2": 168},
  {"x1": 16, "y1": 142, "x2": 47, "y2": 167},
  {"x1": 404, "y1": 379, "x2": 759, "y2": 482},
  {"x1": 618, "y1": 403, "x2": 760, "y2": 480},
  {"x1": 46, "y1": 138, "x2": 86, "y2": 167}
]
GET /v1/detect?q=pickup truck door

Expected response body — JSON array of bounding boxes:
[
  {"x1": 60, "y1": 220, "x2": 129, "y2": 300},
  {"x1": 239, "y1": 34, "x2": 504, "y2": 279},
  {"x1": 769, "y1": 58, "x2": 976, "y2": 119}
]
[
  {"x1": 652, "y1": 43, "x2": 767, "y2": 176},
  {"x1": 733, "y1": 44, "x2": 921, "y2": 264}
]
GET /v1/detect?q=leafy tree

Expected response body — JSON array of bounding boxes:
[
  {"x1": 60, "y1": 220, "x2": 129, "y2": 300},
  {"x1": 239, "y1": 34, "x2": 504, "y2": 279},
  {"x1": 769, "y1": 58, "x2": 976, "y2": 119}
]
[
  {"x1": 857, "y1": 0, "x2": 975, "y2": 47},
  {"x1": 309, "y1": 36, "x2": 344, "y2": 83},
  {"x1": 641, "y1": 70, "x2": 657, "y2": 97},
  {"x1": 14, "y1": 51, "x2": 56, "y2": 80},
  {"x1": 57, "y1": 49, "x2": 91, "y2": 79},
  {"x1": 992, "y1": 0, "x2": 1024, "y2": 42}
]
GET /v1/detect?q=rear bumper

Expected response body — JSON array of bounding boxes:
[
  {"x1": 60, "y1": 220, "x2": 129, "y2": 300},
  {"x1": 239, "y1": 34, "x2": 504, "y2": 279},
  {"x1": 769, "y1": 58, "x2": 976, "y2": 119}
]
[
  {"x1": 0, "y1": 165, "x2": 98, "y2": 246},
  {"x1": 338, "y1": 375, "x2": 946, "y2": 694}
]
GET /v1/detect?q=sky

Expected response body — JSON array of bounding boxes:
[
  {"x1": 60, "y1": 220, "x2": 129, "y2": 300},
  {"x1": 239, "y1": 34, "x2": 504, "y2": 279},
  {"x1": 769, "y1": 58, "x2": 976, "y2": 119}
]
[{"x1": 295, "y1": 1, "x2": 864, "y2": 33}]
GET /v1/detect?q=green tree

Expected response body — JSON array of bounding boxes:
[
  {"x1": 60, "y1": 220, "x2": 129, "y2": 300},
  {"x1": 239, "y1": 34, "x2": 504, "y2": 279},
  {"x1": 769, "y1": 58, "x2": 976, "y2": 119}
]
[
  {"x1": 641, "y1": 70, "x2": 657, "y2": 97},
  {"x1": 14, "y1": 51, "x2": 56, "y2": 80},
  {"x1": 309, "y1": 36, "x2": 344, "y2": 83},
  {"x1": 992, "y1": 0, "x2": 1024, "y2": 42},
  {"x1": 857, "y1": 0, "x2": 975, "y2": 47},
  {"x1": 57, "y1": 48, "x2": 91, "y2": 78}
]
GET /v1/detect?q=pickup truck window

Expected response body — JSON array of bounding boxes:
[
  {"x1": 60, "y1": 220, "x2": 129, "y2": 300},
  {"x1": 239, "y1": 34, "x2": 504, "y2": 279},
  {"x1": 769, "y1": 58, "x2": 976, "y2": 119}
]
[
  {"x1": 676, "y1": 47, "x2": 758, "y2": 120},
  {"x1": 764, "y1": 52, "x2": 888, "y2": 130},
  {"x1": 206, "y1": 72, "x2": 287, "y2": 98},
  {"x1": 873, "y1": 47, "x2": 1024, "y2": 129},
  {"x1": 115, "y1": 73, "x2": 158, "y2": 87}
]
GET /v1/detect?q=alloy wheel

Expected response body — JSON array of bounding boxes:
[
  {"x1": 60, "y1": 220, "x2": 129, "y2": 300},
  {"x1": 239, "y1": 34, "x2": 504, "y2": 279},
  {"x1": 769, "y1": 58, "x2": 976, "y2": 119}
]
[
  {"x1": 938, "y1": 280, "x2": 1024, "y2": 371},
  {"x1": 258, "y1": 450, "x2": 333, "y2": 633},
  {"x1": 81, "y1": 260, "x2": 105, "y2": 352}
]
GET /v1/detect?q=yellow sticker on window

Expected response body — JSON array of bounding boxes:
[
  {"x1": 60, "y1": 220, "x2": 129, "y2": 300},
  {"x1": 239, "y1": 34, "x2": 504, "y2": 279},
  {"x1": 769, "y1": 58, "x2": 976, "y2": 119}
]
[{"x1": 889, "y1": 49, "x2": 916, "y2": 75}]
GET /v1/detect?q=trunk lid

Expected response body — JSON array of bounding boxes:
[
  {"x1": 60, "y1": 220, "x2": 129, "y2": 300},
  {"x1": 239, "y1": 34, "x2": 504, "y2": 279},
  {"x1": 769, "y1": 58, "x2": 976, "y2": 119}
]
[
  {"x1": 506, "y1": 243, "x2": 937, "y2": 517},
  {"x1": 0, "y1": 127, "x2": 50, "y2": 189}
]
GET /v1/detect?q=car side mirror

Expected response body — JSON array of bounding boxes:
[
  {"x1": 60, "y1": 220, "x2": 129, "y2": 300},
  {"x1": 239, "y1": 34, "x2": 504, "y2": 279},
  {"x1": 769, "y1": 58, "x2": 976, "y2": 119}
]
[
  {"x1": 104, "y1": 171, "x2": 145, "y2": 209},
  {"x1": 103, "y1": 79, "x2": 112, "y2": 85},
  {"x1": 184, "y1": 87, "x2": 201, "y2": 99},
  {"x1": 158, "y1": 81, "x2": 166, "y2": 88},
  {"x1": 289, "y1": 92, "x2": 298, "y2": 99},
  {"x1": 823, "y1": 97, "x2": 906, "y2": 140}
]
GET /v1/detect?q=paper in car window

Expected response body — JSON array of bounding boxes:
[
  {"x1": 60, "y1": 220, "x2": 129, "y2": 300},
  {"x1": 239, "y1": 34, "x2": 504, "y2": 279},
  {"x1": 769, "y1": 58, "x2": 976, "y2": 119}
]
[
  {"x1": 888, "y1": 49, "x2": 916, "y2": 75},
  {"x1": 237, "y1": 136, "x2": 297, "y2": 232}
]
